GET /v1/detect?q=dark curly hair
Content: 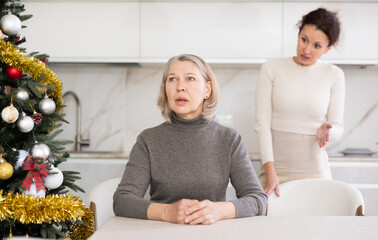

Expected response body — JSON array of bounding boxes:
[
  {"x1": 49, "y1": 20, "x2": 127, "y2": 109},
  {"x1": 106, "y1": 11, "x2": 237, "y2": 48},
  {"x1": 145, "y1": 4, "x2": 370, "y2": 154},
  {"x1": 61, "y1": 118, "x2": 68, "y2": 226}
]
[{"x1": 297, "y1": 8, "x2": 341, "y2": 47}]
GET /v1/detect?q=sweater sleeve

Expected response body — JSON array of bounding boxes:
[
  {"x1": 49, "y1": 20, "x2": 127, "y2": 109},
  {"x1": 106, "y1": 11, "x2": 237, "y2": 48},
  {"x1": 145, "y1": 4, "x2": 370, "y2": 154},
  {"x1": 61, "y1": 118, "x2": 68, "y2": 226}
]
[
  {"x1": 230, "y1": 134, "x2": 268, "y2": 217},
  {"x1": 254, "y1": 61, "x2": 274, "y2": 165},
  {"x1": 113, "y1": 134, "x2": 152, "y2": 219},
  {"x1": 327, "y1": 67, "x2": 345, "y2": 144}
]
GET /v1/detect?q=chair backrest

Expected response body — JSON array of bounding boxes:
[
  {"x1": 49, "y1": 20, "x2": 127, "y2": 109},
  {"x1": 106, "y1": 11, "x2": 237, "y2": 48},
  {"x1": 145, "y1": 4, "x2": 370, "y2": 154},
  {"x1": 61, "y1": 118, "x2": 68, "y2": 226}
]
[
  {"x1": 267, "y1": 179, "x2": 364, "y2": 216},
  {"x1": 89, "y1": 177, "x2": 121, "y2": 230},
  {"x1": 89, "y1": 177, "x2": 151, "y2": 230}
]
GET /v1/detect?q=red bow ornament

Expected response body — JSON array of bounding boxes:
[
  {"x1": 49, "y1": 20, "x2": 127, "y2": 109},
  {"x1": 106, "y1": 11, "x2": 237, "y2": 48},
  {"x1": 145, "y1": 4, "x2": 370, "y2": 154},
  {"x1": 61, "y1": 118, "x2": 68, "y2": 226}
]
[{"x1": 21, "y1": 155, "x2": 49, "y2": 192}]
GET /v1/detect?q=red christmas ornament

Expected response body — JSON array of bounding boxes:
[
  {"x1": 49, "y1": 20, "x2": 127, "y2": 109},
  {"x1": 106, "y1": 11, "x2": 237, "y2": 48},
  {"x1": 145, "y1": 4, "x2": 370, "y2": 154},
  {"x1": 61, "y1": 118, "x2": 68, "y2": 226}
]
[
  {"x1": 5, "y1": 66, "x2": 22, "y2": 80},
  {"x1": 10, "y1": 36, "x2": 21, "y2": 43},
  {"x1": 40, "y1": 58, "x2": 49, "y2": 64}
]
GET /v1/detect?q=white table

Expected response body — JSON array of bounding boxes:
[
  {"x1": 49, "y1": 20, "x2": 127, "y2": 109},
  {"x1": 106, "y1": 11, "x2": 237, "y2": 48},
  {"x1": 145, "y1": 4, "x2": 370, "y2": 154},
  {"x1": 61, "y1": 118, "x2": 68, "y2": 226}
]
[{"x1": 88, "y1": 216, "x2": 378, "y2": 240}]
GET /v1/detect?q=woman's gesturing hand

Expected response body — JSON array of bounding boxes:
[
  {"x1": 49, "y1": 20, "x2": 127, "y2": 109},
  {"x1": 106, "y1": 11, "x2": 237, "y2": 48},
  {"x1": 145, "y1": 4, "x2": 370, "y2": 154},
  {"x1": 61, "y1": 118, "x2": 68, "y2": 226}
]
[{"x1": 316, "y1": 123, "x2": 332, "y2": 148}]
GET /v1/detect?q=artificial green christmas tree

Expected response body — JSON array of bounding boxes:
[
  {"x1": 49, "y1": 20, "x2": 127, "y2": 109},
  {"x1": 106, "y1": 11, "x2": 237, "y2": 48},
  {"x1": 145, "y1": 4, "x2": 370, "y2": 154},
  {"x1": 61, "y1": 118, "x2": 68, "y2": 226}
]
[{"x1": 0, "y1": 0, "x2": 94, "y2": 239}]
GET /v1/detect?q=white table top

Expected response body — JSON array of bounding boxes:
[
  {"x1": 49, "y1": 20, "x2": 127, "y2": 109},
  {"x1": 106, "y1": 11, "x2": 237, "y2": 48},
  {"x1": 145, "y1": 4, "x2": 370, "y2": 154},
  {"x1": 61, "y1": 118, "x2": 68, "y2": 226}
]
[{"x1": 89, "y1": 216, "x2": 378, "y2": 240}]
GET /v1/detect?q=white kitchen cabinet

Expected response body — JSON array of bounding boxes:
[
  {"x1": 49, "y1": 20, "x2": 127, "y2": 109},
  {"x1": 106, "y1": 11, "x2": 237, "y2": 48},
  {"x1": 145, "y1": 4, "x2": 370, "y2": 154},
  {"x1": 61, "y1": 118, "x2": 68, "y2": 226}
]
[
  {"x1": 283, "y1": 2, "x2": 378, "y2": 64},
  {"x1": 22, "y1": 2, "x2": 140, "y2": 63},
  {"x1": 140, "y1": 2, "x2": 282, "y2": 63}
]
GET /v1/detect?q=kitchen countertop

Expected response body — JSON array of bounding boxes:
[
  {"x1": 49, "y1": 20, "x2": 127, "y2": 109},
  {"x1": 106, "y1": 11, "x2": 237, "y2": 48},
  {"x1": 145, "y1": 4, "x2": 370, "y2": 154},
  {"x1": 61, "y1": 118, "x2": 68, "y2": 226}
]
[{"x1": 66, "y1": 151, "x2": 378, "y2": 162}]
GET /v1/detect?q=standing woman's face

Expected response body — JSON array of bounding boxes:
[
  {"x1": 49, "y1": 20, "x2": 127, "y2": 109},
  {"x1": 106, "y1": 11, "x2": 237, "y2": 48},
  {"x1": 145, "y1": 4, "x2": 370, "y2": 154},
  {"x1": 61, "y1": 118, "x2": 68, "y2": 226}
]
[
  {"x1": 165, "y1": 61, "x2": 212, "y2": 120},
  {"x1": 294, "y1": 24, "x2": 332, "y2": 66}
]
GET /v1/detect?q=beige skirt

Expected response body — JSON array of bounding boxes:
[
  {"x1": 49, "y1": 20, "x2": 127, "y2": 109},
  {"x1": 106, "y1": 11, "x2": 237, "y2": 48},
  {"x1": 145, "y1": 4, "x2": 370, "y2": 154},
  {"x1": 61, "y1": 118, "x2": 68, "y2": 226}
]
[{"x1": 258, "y1": 130, "x2": 331, "y2": 189}]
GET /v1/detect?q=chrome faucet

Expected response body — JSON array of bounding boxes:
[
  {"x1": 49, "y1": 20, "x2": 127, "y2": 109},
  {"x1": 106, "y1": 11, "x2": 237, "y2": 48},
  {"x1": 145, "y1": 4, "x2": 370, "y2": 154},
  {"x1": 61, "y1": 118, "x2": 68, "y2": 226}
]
[{"x1": 63, "y1": 91, "x2": 90, "y2": 152}]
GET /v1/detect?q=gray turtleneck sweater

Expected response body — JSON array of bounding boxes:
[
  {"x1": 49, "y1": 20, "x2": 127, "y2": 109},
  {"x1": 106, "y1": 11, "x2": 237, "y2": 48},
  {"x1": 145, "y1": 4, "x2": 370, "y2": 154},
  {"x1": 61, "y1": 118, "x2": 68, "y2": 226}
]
[{"x1": 113, "y1": 115, "x2": 267, "y2": 219}]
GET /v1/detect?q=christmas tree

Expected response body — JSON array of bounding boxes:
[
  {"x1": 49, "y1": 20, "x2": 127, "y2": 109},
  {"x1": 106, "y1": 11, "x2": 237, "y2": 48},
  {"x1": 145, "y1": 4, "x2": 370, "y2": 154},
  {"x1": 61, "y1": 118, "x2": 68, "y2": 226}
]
[{"x1": 0, "y1": 0, "x2": 94, "y2": 239}]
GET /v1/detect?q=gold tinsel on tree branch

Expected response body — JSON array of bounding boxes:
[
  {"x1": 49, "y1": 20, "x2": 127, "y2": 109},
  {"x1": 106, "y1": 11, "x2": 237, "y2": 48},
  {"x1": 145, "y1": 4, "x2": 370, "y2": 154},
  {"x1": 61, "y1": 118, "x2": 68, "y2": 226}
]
[
  {"x1": 0, "y1": 191, "x2": 94, "y2": 239},
  {"x1": 0, "y1": 40, "x2": 63, "y2": 107},
  {"x1": 69, "y1": 207, "x2": 95, "y2": 240}
]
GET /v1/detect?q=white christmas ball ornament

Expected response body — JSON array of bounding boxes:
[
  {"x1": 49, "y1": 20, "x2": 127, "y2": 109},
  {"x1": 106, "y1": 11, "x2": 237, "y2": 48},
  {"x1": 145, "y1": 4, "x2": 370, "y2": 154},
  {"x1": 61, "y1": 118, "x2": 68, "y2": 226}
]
[
  {"x1": 30, "y1": 143, "x2": 50, "y2": 161},
  {"x1": 15, "y1": 150, "x2": 29, "y2": 170},
  {"x1": 17, "y1": 113, "x2": 34, "y2": 133},
  {"x1": 15, "y1": 88, "x2": 29, "y2": 101},
  {"x1": 43, "y1": 166, "x2": 64, "y2": 189},
  {"x1": 0, "y1": 12, "x2": 22, "y2": 36},
  {"x1": 1, "y1": 104, "x2": 19, "y2": 123},
  {"x1": 22, "y1": 182, "x2": 46, "y2": 198},
  {"x1": 39, "y1": 96, "x2": 56, "y2": 115}
]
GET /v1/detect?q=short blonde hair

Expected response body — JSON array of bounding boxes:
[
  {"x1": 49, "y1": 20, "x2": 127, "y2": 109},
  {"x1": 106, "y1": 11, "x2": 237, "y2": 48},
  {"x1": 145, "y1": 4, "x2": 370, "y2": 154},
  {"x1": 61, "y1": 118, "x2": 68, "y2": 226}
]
[{"x1": 157, "y1": 54, "x2": 219, "y2": 123}]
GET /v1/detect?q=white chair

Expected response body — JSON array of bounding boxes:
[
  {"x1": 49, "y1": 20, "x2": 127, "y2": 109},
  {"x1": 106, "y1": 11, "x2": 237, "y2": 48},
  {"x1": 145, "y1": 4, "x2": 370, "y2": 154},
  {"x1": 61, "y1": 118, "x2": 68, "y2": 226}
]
[
  {"x1": 89, "y1": 177, "x2": 121, "y2": 230},
  {"x1": 89, "y1": 177, "x2": 151, "y2": 230},
  {"x1": 267, "y1": 178, "x2": 364, "y2": 216}
]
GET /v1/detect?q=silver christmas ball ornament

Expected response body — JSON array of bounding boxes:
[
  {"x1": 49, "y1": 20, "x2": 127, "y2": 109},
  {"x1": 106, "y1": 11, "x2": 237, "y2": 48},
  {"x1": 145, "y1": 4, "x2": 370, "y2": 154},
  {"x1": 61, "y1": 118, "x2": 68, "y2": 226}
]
[
  {"x1": 0, "y1": 12, "x2": 22, "y2": 36},
  {"x1": 39, "y1": 96, "x2": 56, "y2": 115},
  {"x1": 17, "y1": 113, "x2": 34, "y2": 133},
  {"x1": 30, "y1": 143, "x2": 50, "y2": 161},
  {"x1": 15, "y1": 88, "x2": 29, "y2": 101}
]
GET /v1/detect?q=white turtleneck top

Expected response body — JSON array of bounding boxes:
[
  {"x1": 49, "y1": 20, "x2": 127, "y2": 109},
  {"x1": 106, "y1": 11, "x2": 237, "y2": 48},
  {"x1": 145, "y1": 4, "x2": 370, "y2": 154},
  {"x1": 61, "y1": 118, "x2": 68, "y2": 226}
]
[{"x1": 255, "y1": 57, "x2": 345, "y2": 165}]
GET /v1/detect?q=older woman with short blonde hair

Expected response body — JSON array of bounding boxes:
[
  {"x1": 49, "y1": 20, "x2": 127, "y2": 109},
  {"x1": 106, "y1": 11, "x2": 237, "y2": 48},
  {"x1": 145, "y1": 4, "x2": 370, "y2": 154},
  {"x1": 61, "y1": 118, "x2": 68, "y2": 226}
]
[
  {"x1": 158, "y1": 54, "x2": 219, "y2": 123},
  {"x1": 114, "y1": 54, "x2": 267, "y2": 225}
]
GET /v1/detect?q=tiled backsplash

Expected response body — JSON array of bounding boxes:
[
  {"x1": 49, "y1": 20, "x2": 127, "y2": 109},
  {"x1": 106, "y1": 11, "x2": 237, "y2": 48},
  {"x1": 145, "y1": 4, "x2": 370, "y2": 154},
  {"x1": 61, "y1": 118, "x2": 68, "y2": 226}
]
[{"x1": 50, "y1": 63, "x2": 378, "y2": 156}]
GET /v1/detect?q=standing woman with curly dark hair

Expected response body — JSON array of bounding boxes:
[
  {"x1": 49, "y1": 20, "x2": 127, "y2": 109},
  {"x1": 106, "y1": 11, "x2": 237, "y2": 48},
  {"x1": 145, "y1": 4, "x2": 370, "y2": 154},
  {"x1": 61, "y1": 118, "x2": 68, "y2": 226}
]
[{"x1": 255, "y1": 8, "x2": 345, "y2": 196}]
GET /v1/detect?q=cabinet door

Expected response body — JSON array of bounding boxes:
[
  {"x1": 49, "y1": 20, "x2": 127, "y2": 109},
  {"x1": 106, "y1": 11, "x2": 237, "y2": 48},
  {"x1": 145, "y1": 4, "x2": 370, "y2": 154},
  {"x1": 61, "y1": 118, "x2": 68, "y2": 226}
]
[
  {"x1": 22, "y1": 2, "x2": 140, "y2": 62},
  {"x1": 140, "y1": 2, "x2": 282, "y2": 63},
  {"x1": 283, "y1": 3, "x2": 378, "y2": 64}
]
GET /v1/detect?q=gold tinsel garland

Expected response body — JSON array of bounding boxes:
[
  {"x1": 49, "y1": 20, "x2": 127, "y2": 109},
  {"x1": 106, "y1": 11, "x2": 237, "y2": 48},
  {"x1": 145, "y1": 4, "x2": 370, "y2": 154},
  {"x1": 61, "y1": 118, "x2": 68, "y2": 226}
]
[
  {"x1": 0, "y1": 40, "x2": 63, "y2": 107},
  {"x1": 0, "y1": 191, "x2": 94, "y2": 239},
  {"x1": 69, "y1": 207, "x2": 95, "y2": 240}
]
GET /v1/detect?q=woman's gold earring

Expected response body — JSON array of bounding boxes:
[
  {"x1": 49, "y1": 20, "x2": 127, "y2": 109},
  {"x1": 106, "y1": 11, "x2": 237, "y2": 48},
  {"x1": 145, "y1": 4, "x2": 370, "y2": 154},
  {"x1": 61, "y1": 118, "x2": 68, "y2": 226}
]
[{"x1": 204, "y1": 96, "x2": 209, "y2": 100}]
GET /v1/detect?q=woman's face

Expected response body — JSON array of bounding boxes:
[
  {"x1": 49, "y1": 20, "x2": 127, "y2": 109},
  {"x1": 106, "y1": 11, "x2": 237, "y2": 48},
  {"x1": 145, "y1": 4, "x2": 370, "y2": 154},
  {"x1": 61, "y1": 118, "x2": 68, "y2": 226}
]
[
  {"x1": 165, "y1": 60, "x2": 211, "y2": 120},
  {"x1": 294, "y1": 24, "x2": 331, "y2": 66}
]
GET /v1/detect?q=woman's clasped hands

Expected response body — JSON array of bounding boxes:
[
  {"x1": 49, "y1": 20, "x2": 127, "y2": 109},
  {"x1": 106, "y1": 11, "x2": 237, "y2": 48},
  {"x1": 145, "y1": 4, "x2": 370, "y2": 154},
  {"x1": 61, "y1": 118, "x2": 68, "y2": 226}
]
[{"x1": 163, "y1": 199, "x2": 221, "y2": 225}]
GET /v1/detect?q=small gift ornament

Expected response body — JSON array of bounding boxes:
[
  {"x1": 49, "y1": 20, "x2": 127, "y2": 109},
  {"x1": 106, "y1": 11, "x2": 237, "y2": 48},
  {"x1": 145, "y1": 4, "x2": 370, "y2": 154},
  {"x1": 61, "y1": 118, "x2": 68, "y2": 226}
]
[{"x1": 21, "y1": 155, "x2": 49, "y2": 193}]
